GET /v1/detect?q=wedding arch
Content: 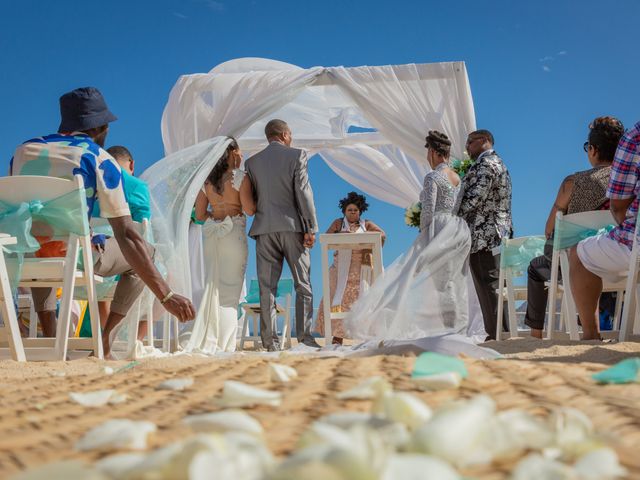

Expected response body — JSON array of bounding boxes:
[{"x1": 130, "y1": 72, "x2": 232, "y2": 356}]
[{"x1": 132, "y1": 57, "x2": 480, "y2": 354}]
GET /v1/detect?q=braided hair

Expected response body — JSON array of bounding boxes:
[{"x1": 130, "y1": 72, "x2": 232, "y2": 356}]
[
  {"x1": 207, "y1": 137, "x2": 239, "y2": 194},
  {"x1": 424, "y1": 130, "x2": 452, "y2": 157},
  {"x1": 339, "y1": 191, "x2": 369, "y2": 214}
]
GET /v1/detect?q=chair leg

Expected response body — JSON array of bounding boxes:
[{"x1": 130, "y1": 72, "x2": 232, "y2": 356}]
[
  {"x1": 253, "y1": 315, "x2": 259, "y2": 350},
  {"x1": 239, "y1": 312, "x2": 248, "y2": 350},
  {"x1": 0, "y1": 253, "x2": 26, "y2": 362},
  {"x1": 55, "y1": 238, "x2": 81, "y2": 361},
  {"x1": 162, "y1": 316, "x2": 170, "y2": 352},
  {"x1": 81, "y1": 236, "x2": 103, "y2": 360},
  {"x1": 496, "y1": 270, "x2": 505, "y2": 341},
  {"x1": 29, "y1": 298, "x2": 37, "y2": 338}
]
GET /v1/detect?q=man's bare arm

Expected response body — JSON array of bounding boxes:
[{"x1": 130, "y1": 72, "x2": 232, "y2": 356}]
[{"x1": 610, "y1": 197, "x2": 635, "y2": 225}]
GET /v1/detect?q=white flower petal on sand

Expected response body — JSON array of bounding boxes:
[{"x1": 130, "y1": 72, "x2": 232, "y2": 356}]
[
  {"x1": 297, "y1": 422, "x2": 355, "y2": 450},
  {"x1": 75, "y1": 419, "x2": 157, "y2": 452},
  {"x1": 372, "y1": 392, "x2": 432, "y2": 429},
  {"x1": 218, "y1": 381, "x2": 282, "y2": 408},
  {"x1": 412, "y1": 372, "x2": 462, "y2": 391},
  {"x1": 511, "y1": 453, "x2": 576, "y2": 480},
  {"x1": 69, "y1": 390, "x2": 126, "y2": 407},
  {"x1": 269, "y1": 363, "x2": 298, "y2": 383},
  {"x1": 157, "y1": 377, "x2": 194, "y2": 391},
  {"x1": 411, "y1": 395, "x2": 495, "y2": 467},
  {"x1": 94, "y1": 453, "x2": 146, "y2": 478},
  {"x1": 9, "y1": 461, "x2": 108, "y2": 480},
  {"x1": 316, "y1": 413, "x2": 411, "y2": 450},
  {"x1": 550, "y1": 407, "x2": 600, "y2": 459},
  {"x1": 103, "y1": 367, "x2": 114, "y2": 375},
  {"x1": 122, "y1": 433, "x2": 274, "y2": 480},
  {"x1": 336, "y1": 376, "x2": 392, "y2": 400},
  {"x1": 488, "y1": 409, "x2": 554, "y2": 460},
  {"x1": 183, "y1": 410, "x2": 264, "y2": 436},
  {"x1": 381, "y1": 454, "x2": 461, "y2": 480},
  {"x1": 573, "y1": 448, "x2": 627, "y2": 479},
  {"x1": 49, "y1": 370, "x2": 67, "y2": 377}
]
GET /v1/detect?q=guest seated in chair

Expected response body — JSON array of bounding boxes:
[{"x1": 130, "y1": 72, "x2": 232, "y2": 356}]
[
  {"x1": 9, "y1": 87, "x2": 195, "y2": 357},
  {"x1": 93, "y1": 145, "x2": 152, "y2": 342},
  {"x1": 570, "y1": 119, "x2": 640, "y2": 340},
  {"x1": 315, "y1": 192, "x2": 385, "y2": 345},
  {"x1": 525, "y1": 116, "x2": 625, "y2": 338}
]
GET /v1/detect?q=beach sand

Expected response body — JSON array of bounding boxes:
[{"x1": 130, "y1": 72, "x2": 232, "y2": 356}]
[{"x1": 1, "y1": 338, "x2": 640, "y2": 478}]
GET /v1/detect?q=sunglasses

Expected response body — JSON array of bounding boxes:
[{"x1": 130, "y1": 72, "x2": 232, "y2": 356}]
[{"x1": 583, "y1": 141, "x2": 590, "y2": 153}]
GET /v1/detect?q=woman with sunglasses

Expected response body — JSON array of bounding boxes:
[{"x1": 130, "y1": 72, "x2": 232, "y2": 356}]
[{"x1": 525, "y1": 116, "x2": 624, "y2": 338}]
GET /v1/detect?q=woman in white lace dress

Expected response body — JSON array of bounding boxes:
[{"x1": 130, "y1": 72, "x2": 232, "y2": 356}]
[
  {"x1": 184, "y1": 138, "x2": 255, "y2": 353},
  {"x1": 345, "y1": 131, "x2": 471, "y2": 341}
]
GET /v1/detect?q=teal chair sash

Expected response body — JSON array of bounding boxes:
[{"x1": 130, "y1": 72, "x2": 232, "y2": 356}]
[
  {"x1": 0, "y1": 189, "x2": 89, "y2": 292},
  {"x1": 500, "y1": 236, "x2": 545, "y2": 272},
  {"x1": 243, "y1": 278, "x2": 294, "y2": 304},
  {"x1": 553, "y1": 217, "x2": 614, "y2": 251}
]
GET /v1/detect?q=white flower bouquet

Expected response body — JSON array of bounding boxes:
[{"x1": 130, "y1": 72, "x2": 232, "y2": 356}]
[{"x1": 404, "y1": 202, "x2": 421, "y2": 228}]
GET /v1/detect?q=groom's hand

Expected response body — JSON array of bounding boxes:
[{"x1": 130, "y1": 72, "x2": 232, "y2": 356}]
[{"x1": 303, "y1": 233, "x2": 316, "y2": 249}]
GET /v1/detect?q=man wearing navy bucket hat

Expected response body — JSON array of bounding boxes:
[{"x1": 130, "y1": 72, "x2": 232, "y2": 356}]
[{"x1": 10, "y1": 87, "x2": 195, "y2": 357}]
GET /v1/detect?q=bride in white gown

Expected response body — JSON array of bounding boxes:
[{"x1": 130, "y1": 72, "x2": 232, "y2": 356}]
[
  {"x1": 183, "y1": 138, "x2": 256, "y2": 354},
  {"x1": 344, "y1": 131, "x2": 472, "y2": 341}
]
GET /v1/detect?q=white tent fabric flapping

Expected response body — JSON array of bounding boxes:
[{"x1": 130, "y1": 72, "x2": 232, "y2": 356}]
[{"x1": 123, "y1": 58, "x2": 484, "y2": 358}]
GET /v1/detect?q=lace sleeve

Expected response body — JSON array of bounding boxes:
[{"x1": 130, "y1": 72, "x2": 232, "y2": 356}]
[
  {"x1": 231, "y1": 169, "x2": 246, "y2": 192},
  {"x1": 419, "y1": 173, "x2": 437, "y2": 231}
]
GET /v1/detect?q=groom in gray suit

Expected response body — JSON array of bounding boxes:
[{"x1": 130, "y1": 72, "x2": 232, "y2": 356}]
[{"x1": 245, "y1": 119, "x2": 321, "y2": 351}]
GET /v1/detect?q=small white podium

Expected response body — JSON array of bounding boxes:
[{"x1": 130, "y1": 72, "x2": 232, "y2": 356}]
[{"x1": 319, "y1": 232, "x2": 384, "y2": 345}]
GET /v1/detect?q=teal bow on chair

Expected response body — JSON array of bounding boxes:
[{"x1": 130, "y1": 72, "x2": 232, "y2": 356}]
[
  {"x1": 0, "y1": 190, "x2": 89, "y2": 292},
  {"x1": 500, "y1": 236, "x2": 546, "y2": 272},
  {"x1": 553, "y1": 218, "x2": 615, "y2": 251}
]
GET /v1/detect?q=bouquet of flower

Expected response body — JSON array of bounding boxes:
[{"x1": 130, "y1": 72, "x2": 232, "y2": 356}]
[
  {"x1": 451, "y1": 152, "x2": 473, "y2": 178},
  {"x1": 404, "y1": 202, "x2": 421, "y2": 228}
]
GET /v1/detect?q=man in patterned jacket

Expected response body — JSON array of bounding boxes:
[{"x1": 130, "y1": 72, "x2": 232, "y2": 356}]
[{"x1": 456, "y1": 129, "x2": 513, "y2": 341}]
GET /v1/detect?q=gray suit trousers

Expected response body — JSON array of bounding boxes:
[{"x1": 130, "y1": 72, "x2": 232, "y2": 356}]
[{"x1": 256, "y1": 232, "x2": 313, "y2": 347}]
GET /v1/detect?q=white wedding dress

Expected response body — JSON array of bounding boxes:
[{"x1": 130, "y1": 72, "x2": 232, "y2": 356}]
[
  {"x1": 183, "y1": 170, "x2": 248, "y2": 354},
  {"x1": 344, "y1": 163, "x2": 472, "y2": 341}
]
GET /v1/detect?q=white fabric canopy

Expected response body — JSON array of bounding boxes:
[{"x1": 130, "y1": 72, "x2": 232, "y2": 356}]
[{"x1": 124, "y1": 58, "x2": 481, "y2": 357}]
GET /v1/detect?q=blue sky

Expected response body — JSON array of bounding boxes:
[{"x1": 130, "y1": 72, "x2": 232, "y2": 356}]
[{"x1": 1, "y1": 0, "x2": 639, "y2": 309}]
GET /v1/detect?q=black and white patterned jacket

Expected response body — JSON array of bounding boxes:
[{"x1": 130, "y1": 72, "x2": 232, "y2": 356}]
[{"x1": 455, "y1": 150, "x2": 513, "y2": 254}]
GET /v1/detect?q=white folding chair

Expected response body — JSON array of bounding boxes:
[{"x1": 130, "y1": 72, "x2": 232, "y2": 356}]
[
  {"x1": 0, "y1": 175, "x2": 103, "y2": 360},
  {"x1": 547, "y1": 210, "x2": 625, "y2": 340},
  {"x1": 495, "y1": 235, "x2": 546, "y2": 340},
  {"x1": 618, "y1": 210, "x2": 640, "y2": 341},
  {"x1": 240, "y1": 279, "x2": 293, "y2": 350}
]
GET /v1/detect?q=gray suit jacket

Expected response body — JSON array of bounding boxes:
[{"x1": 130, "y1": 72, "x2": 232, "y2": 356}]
[{"x1": 245, "y1": 142, "x2": 318, "y2": 238}]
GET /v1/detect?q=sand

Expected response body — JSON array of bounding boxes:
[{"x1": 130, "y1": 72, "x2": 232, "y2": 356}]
[{"x1": 1, "y1": 339, "x2": 640, "y2": 479}]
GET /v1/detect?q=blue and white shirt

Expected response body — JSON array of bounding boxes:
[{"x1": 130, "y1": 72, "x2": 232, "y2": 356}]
[{"x1": 10, "y1": 132, "x2": 130, "y2": 220}]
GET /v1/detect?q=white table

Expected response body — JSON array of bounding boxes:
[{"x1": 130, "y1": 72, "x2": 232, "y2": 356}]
[
  {"x1": 319, "y1": 232, "x2": 383, "y2": 345},
  {"x1": 0, "y1": 234, "x2": 26, "y2": 361}
]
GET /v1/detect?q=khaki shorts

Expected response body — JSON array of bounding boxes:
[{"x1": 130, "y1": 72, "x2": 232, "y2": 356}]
[{"x1": 31, "y1": 237, "x2": 155, "y2": 316}]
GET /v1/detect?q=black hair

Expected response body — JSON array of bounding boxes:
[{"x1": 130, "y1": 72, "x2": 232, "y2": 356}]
[
  {"x1": 469, "y1": 129, "x2": 494, "y2": 146},
  {"x1": 265, "y1": 119, "x2": 289, "y2": 139},
  {"x1": 588, "y1": 116, "x2": 625, "y2": 162},
  {"x1": 339, "y1": 191, "x2": 369, "y2": 214},
  {"x1": 425, "y1": 130, "x2": 452, "y2": 157},
  {"x1": 107, "y1": 145, "x2": 132, "y2": 162},
  {"x1": 207, "y1": 137, "x2": 239, "y2": 194}
]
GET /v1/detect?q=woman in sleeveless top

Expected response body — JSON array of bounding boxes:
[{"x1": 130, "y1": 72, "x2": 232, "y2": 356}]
[
  {"x1": 183, "y1": 138, "x2": 255, "y2": 354},
  {"x1": 345, "y1": 131, "x2": 472, "y2": 341},
  {"x1": 315, "y1": 192, "x2": 386, "y2": 345},
  {"x1": 525, "y1": 116, "x2": 625, "y2": 338}
]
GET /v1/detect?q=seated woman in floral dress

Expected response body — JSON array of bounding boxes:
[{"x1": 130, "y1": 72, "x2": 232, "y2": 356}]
[{"x1": 315, "y1": 192, "x2": 385, "y2": 345}]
